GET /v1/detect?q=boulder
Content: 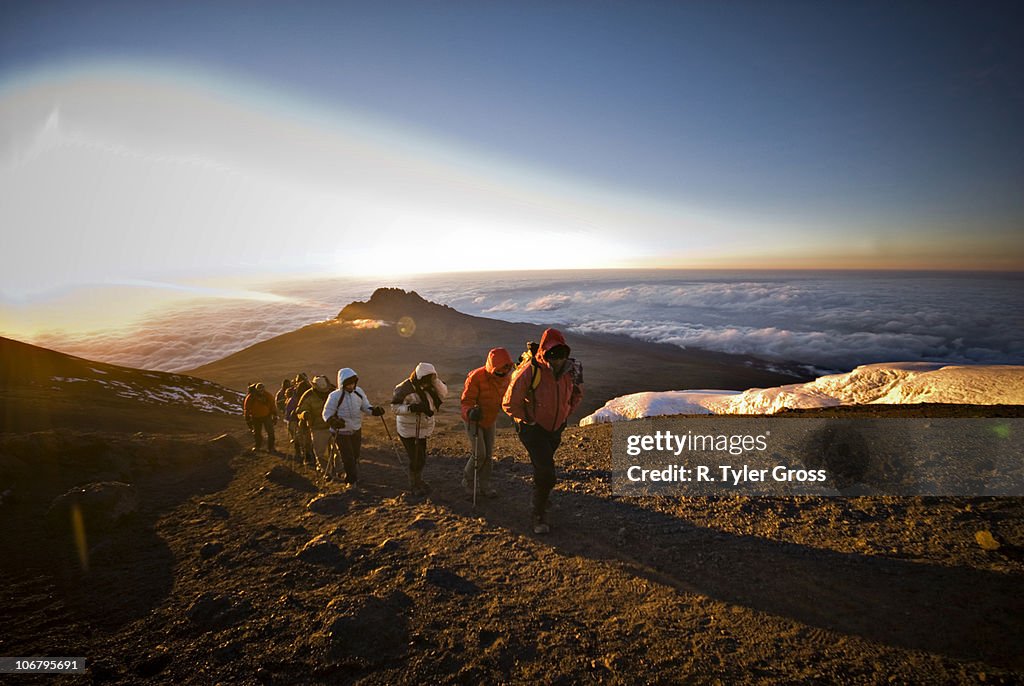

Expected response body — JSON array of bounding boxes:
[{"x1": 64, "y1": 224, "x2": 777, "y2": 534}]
[
  {"x1": 200, "y1": 541, "x2": 225, "y2": 560},
  {"x1": 424, "y1": 566, "x2": 480, "y2": 595},
  {"x1": 186, "y1": 591, "x2": 253, "y2": 630},
  {"x1": 407, "y1": 516, "x2": 436, "y2": 531},
  {"x1": 317, "y1": 593, "x2": 410, "y2": 662},
  {"x1": 297, "y1": 534, "x2": 347, "y2": 568},
  {"x1": 197, "y1": 501, "x2": 230, "y2": 519},
  {"x1": 46, "y1": 481, "x2": 138, "y2": 533},
  {"x1": 307, "y1": 494, "x2": 351, "y2": 516}
]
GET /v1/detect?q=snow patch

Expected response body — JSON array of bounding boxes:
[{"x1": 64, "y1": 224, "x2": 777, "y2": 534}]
[{"x1": 580, "y1": 363, "x2": 1024, "y2": 424}]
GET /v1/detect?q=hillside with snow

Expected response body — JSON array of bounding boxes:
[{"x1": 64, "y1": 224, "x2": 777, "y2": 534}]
[
  {"x1": 0, "y1": 336, "x2": 243, "y2": 433},
  {"x1": 580, "y1": 362, "x2": 1024, "y2": 424}
]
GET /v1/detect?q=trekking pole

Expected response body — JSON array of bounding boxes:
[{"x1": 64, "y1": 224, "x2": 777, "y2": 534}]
[
  {"x1": 472, "y1": 422, "x2": 480, "y2": 509},
  {"x1": 379, "y1": 414, "x2": 406, "y2": 466}
]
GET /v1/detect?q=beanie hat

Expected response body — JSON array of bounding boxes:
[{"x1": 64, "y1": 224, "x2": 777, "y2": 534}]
[{"x1": 414, "y1": 362, "x2": 437, "y2": 379}]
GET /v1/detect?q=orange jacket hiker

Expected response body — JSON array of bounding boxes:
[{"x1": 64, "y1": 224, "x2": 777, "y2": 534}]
[
  {"x1": 503, "y1": 328, "x2": 582, "y2": 432},
  {"x1": 461, "y1": 347, "x2": 514, "y2": 427},
  {"x1": 244, "y1": 387, "x2": 277, "y2": 419}
]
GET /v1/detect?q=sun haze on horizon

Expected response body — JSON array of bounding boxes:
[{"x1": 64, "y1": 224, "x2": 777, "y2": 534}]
[{"x1": 1, "y1": 1, "x2": 1023, "y2": 304}]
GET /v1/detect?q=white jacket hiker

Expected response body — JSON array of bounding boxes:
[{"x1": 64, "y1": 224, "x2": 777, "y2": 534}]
[
  {"x1": 391, "y1": 362, "x2": 448, "y2": 439},
  {"x1": 322, "y1": 368, "x2": 375, "y2": 433}
]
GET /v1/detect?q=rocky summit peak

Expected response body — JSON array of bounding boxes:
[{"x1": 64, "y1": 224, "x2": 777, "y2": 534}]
[{"x1": 336, "y1": 288, "x2": 458, "y2": 322}]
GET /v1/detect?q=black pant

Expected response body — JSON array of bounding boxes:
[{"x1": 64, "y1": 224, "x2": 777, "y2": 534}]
[
  {"x1": 250, "y1": 416, "x2": 275, "y2": 451},
  {"x1": 517, "y1": 423, "x2": 563, "y2": 516},
  {"x1": 335, "y1": 429, "x2": 362, "y2": 484},
  {"x1": 400, "y1": 437, "x2": 428, "y2": 473}
]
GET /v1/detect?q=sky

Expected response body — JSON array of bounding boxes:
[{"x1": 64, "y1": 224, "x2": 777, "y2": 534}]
[{"x1": 2, "y1": 1, "x2": 1023, "y2": 313}]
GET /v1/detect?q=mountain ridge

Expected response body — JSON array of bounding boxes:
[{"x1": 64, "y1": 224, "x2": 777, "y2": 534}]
[{"x1": 188, "y1": 288, "x2": 811, "y2": 419}]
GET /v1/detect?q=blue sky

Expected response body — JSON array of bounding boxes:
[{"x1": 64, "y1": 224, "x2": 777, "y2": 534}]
[{"x1": 1, "y1": 0, "x2": 1023, "y2": 305}]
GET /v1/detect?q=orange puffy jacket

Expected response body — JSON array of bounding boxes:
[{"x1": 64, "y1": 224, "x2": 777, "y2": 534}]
[
  {"x1": 461, "y1": 347, "x2": 514, "y2": 427},
  {"x1": 244, "y1": 390, "x2": 277, "y2": 419},
  {"x1": 502, "y1": 328, "x2": 583, "y2": 432}
]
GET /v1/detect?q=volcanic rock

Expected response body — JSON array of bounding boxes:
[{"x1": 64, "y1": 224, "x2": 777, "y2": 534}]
[{"x1": 46, "y1": 481, "x2": 138, "y2": 532}]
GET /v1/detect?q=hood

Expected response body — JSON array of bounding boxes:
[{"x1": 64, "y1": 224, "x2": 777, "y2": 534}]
[
  {"x1": 414, "y1": 362, "x2": 437, "y2": 379},
  {"x1": 337, "y1": 367, "x2": 358, "y2": 388},
  {"x1": 484, "y1": 347, "x2": 513, "y2": 373},
  {"x1": 538, "y1": 328, "x2": 570, "y2": 363}
]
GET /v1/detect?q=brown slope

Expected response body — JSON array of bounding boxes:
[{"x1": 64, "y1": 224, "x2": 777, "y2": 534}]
[
  {"x1": 0, "y1": 336, "x2": 242, "y2": 434},
  {"x1": 186, "y1": 288, "x2": 810, "y2": 419},
  {"x1": 3, "y1": 415, "x2": 1019, "y2": 683}
]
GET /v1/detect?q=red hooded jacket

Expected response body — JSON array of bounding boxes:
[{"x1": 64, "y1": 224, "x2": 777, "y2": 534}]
[
  {"x1": 461, "y1": 347, "x2": 514, "y2": 427},
  {"x1": 502, "y1": 328, "x2": 583, "y2": 432}
]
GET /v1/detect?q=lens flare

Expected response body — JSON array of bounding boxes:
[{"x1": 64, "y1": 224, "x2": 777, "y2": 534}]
[
  {"x1": 397, "y1": 316, "x2": 416, "y2": 338},
  {"x1": 70, "y1": 504, "x2": 89, "y2": 573}
]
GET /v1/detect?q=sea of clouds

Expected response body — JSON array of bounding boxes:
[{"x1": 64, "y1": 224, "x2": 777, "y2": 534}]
[{"x1": 22, "y1": 270, "x2": 1024, "y2": 373}]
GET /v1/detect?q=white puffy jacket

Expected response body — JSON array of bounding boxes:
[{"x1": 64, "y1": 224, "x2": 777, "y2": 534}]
[
  {"x1": 391, "y1": 362, "x2": 448, "y2": 439},
  {"x1": 322, "y1": 368, "x2": 373, "y2": 433}
]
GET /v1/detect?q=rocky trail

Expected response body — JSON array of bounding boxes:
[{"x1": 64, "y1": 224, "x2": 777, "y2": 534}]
[{"x1": 1, "y1": 417, "x2": 1022, "y2": 684}]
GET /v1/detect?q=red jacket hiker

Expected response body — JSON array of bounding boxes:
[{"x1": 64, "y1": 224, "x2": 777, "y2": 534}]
[
  {"x1": 461, "y1": 347, "x2": 514, "y2": 427},
  {"x1": 503, "y1": 328, "x2": 583, "y2": 433}
]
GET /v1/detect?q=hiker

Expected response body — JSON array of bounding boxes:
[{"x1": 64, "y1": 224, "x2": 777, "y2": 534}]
[
  {"x1": 322, "y1": 368, "x2": 385, "y2": 484},
  {"x1": 276, "y1": 378, "x2": 292, "y2": 416},
  {"x1": 243, "y1": 382, "x2": 278, "y2": 454},
  {"x1": 392, "y1": 362, "x2": 448, "y2": 495},
  {"x1": 296, "y1": 375, "x2": 333, "y2": 474},
  {"x1": 460, "y1": 347, "x2": 514, "y2": 498},
  {"x1": 285, "y1": 373, "x2": 313, "y2": 463},
  {"x1": 503, "y1": 328, "x2": 584, "y2": 534}
]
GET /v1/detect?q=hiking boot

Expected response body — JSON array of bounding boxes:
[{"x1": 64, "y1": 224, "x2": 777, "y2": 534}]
[{"x1": 532, "y1": 514, "x2": 550, "y2": 535}]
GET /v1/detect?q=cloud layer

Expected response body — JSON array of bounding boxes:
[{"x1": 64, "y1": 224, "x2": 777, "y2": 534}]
[{"x1": 21, "y1": 271, "x2": 1024, "y2": 373}]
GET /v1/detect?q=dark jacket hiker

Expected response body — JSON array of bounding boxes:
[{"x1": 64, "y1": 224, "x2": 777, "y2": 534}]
[{"x1": 503, "y1": 328, "x2": 584, "y2": 534}]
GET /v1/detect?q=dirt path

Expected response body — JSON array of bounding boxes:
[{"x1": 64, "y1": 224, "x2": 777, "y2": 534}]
[{"x1": 1, "y1": 421, "x2": 1022, "y2": 684}]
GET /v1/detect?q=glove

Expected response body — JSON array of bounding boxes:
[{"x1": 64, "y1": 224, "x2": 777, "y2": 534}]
[
  {"x1": 329, "y1": 416, "x2": 346, "y2": 429},
  {"x1": 371, "y1": 406, "x2": 385, "y2": 417},
  {"x1": 408, "y1": 402, "x2": 426, "y2": 414},
  {"x1": 467, "y1": 407, "x2": 482, "y2": 422},
  {"x1": 424, "y1": 408, "x2": 434, "y2": 418}
]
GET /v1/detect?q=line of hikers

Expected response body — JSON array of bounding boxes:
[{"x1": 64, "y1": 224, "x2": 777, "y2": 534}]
[{"x1": 241, "y1": 327, "x2": 583, "y2": 534}]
